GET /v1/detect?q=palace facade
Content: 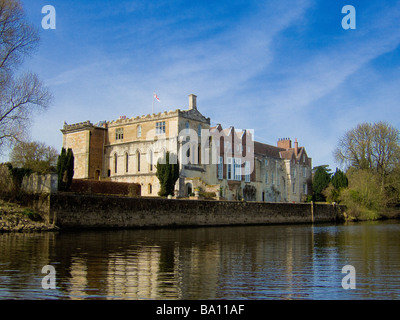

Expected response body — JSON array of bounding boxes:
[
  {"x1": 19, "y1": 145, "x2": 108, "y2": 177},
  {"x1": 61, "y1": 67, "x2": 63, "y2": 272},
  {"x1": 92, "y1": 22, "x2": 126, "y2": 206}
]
[{"x1": 61, "y1": 94, "x2": 312, "y2": 202}]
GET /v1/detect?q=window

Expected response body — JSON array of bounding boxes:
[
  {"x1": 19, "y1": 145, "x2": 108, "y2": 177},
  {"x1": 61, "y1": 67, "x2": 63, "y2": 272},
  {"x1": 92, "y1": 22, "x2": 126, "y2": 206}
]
[
  {"x1": 197, "y1": 145, "x2": 201, "y2": 164},
  {"x1": 293, "y1": 182, "x2": 296, "y2": 193},
  {"x1": 137, "y1": 125, "x2": 141, "y2": 138},
  {"x1": 227, "y1": 157, "x2": 242, "y2": 181},
  {"x1": 265, "y1": 172, "x2": 268, "y2": 184},
  {"x1": 265, "y1": 159, "x2": 268, "y2": 167},
  {"x1": 137, "y1": 151, "x2": 140, "y2": 172},
  {"x1": 125, "y1": 152, "x2": 129, "y2": 173},
  {"x1": 218, "y1": 156, "x2": 223, "y2": 180},
  {"x1": 114, "y1": 153, "x2": 118, "y2": 174},
  {"x1": 292, "y1": 168, "x2": 296, "y2": 179},
  {"x1": 198, "y1": 124, "x2": 202, "y2": 136},
  {"x1": 185, "y1": 121, "x2": 190, "y2": 134},
  {"x1": 116, "y1": 128, "x2": 124, "y2": 140},
  {"x1": 227, "y1": 157, "x2": 232, "y2": 180},
  {"x1": 148, "y1": 184, "x2": 152, "y2": 194},
  {"x1": 234, "y1": 158, "x2": 241, "y2": 181},
  {"x1": 303, "y1": 183, "x2": 307, "y2": 194},
  {"x1": 156, "y1": 121, "x2": 166, "y2": 134},
  {"x1": 245, "y1": 161, "x2": 250, "y2": 182},
  {"x1": 303, "y1": 167, "x2": 306, "y2": 177}
]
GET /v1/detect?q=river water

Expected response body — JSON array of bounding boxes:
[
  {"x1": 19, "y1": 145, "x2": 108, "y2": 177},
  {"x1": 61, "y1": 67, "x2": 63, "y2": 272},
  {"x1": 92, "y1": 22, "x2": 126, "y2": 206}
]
[{"x1": 1, "y1": 220, "x2": 400, "y2": 300}]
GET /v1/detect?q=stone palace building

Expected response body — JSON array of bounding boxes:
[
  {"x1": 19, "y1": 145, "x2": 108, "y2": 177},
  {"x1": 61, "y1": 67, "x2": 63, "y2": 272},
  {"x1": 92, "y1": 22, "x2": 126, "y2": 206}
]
[{"x1": 61, "y1": 94, "x2": 312, "y2": 202}]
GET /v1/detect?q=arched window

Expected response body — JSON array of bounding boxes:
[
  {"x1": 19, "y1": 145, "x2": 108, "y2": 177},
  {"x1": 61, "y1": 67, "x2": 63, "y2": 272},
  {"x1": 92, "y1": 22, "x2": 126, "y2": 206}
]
[
  {"x1": 114, "y1": 153, "x2": 118, "y2": 174},
  {"x1": 125, "y1": 152, "x2": 129, "y2": 173}
]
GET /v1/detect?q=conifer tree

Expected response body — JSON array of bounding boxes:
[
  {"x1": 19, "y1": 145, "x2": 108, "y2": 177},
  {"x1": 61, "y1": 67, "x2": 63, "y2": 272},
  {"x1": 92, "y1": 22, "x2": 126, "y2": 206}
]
[
  {"x1": 57, "y1": 147, "x2": 74, "y2": 191},
  {"x1": 312, "y1": 165, "x2": 332, "y2": 202},
  {"x1": 331, "y1": 168, "x2": 348, "y2": 190},
  {"x1": 156, "y1": 152, "x2": 179, "y2": 197}
]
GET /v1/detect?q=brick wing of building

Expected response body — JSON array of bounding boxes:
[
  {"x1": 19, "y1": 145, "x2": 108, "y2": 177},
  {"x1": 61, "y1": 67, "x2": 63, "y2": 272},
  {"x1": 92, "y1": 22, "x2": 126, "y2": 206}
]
[{"x1": 61, "y1": 94, "x2": 312, "y2": 202}]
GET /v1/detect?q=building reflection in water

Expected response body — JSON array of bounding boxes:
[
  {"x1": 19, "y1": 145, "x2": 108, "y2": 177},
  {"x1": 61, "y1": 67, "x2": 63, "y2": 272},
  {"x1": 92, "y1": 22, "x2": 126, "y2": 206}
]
[{"x1": 1, "y1": 221, "x2": 400, "y2": 299}]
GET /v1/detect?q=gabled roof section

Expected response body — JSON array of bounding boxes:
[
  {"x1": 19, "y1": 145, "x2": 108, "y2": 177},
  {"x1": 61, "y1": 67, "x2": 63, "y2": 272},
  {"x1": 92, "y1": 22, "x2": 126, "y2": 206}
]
[
  {"x1": 254, "y1": 141, "x2": 285, "y2": 159},
  {"x1": 180, "y1": 108, "x2": 210, "y2": 124}
]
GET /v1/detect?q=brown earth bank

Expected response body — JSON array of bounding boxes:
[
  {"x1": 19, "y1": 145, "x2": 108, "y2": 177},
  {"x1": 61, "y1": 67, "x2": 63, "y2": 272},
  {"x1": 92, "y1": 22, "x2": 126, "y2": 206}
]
[{"x1": 0, "y1": 199, "x2": 58, "y2": 233}]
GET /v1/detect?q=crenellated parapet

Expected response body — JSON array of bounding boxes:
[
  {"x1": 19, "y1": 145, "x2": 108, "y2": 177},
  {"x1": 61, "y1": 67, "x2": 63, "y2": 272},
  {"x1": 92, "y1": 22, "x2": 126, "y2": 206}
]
[
  {"x1": 61, "y1": 120, "x2": 108, "y2": 133},
  {"x1": 106, "y1": 109, "x2": 182, "y2": 127}
]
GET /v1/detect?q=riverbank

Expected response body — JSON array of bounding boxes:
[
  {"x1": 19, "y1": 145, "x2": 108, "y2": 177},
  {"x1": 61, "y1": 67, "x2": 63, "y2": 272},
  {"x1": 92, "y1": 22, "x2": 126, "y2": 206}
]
[{"x1": 0, "y1": 199, "x2": 58, "y2": 232}]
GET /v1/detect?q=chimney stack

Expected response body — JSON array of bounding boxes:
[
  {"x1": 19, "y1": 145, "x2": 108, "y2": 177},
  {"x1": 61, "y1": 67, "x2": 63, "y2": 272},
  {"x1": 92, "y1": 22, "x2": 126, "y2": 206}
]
[
  {"x1": 277, "y1": 138, "x2": 292, "y2": 150},
  {"x1": 295, "y1": 138, "x2": 298, "y2": 156},
  {"x1": 189, "y1": 94, "x2": 197, "y2": 110}
]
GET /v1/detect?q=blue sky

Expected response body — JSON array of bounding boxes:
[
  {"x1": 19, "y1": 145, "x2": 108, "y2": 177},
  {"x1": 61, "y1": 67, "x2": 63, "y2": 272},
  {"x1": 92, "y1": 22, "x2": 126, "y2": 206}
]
[{"x1": 13, "y1": 0, "x2": 400, "y2": 169}]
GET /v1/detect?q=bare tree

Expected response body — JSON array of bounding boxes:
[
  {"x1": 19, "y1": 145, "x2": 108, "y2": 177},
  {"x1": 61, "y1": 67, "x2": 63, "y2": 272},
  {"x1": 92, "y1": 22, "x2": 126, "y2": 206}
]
[
  {"x1": 10, "y1": 140, "x2": 59, "y2": 173},
  {"x1": 334, "y1": 121, "x2": 400, "y2": 181},
  {"x1": 0, "y1": 0, "x2": 52, "y2": 151}
]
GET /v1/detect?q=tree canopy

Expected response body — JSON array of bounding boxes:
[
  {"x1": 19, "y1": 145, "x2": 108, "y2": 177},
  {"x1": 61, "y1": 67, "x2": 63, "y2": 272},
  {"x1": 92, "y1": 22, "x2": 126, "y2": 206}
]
[
  {"x1": 333, "y1": 121, "x2": 400, "y2": 219},
  {"x1": 10, "y1": 140, "x2": 58, "y2": 174},
  {"x1": 334, "y1": 121, "x2": 400, "y2": 180}
]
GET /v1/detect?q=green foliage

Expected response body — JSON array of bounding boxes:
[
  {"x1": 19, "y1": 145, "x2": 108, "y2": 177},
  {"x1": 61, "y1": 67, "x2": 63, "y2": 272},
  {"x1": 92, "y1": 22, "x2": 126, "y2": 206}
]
[
  {"x1": 200, "y1": 191, "x2": 216, "y2": 199},
  {"x1": 333, "y1": 121, "x2": 400, "y2": 219},
  {"x1": 331, "y1": 169, "x2": 348, "y2": 190},
  {"x1": 155, "y1": 152, "x2": 180, "y2": 197},
  {"x1": 312, "y1": 166, "x2": 332, "y2": 202},
  {"x1": 5, "y1": 163, "x2": 32, "y2": 187},
  {"x1": 322, "y1": 169, "x2": 349, "y2": 203},
  {"x1": 0, "y1": 163, "x2": 32, "y2": 197},
  {"x1": 339, "y1": 169, "x2": 384, "y2": 220},
  {"x1": 322, "y1": 184, "x2": 339, "y2": 203},
  {"x1": 56, "y1": 147, "x2": 74, "y2": 191}
]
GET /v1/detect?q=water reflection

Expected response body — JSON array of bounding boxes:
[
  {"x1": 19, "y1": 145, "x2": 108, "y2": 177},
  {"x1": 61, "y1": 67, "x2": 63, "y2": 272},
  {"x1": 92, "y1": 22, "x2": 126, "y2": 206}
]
[{"x1": 1, "y1": 221, "x2": 400, "y2": 300}]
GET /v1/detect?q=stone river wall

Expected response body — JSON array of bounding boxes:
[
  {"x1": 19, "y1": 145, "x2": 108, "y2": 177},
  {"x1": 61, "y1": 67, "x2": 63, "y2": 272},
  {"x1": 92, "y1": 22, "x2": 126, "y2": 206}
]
[{"x1": 43, "y1": 193, "x2": 344, "y2": 229}]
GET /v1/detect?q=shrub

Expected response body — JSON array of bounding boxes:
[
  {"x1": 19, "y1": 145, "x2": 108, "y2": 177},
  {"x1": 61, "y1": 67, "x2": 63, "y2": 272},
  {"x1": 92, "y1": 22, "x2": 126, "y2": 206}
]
[
  {"x1": 339, "y1": 169, "x2": 385, "y2": 220},
  {"x1": 200, "y1": 191, "x2": 216, "y2": 199}
]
